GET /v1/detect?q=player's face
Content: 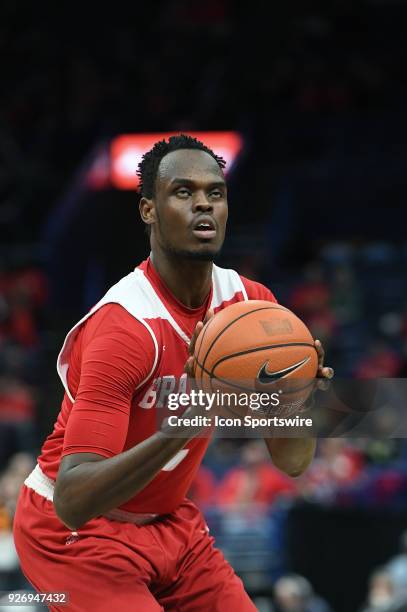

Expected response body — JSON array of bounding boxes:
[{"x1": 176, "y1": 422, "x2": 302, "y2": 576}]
[{"x1": 151, "y1": 149, "x2": 228, "y2": 261}]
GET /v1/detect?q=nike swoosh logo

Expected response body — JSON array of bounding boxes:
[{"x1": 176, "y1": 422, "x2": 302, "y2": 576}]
[{"x1": 257, "y1": 357, "x2": 310, "y2": 384}]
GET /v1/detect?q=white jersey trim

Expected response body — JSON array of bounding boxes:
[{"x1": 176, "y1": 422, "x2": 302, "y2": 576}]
[
  {"x1": 57, "y1": 262, "x2": 248, "y2": 402},
  {"x1": 56, "y1": 270, "x2": 161, "y2": 402},
  {"x1": 211, "y1": 264, "x2": 248, "y2": 307},
  {"x1": 139, "y1": 271, "x2": 190, "y2": 345},
  {"x1": 25, "y1": 464, "x2": 159, "y2": 524}
]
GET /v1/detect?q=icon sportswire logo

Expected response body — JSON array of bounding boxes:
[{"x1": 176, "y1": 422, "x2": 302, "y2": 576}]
[{"x1": 257, "y1": 357, "x2": 310, "y2": 384}]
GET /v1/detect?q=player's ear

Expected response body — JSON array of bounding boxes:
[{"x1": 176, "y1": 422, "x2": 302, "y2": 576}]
[{"x1": 139, "y1": 197, "x2": 156, "y2": 229}]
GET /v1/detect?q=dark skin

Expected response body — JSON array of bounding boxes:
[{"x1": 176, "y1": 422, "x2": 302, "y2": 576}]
[
  {"x1": 141, "y1": 149, "x2": 228, "y2": 307},
  {"x1": 54, "y1": 149, "x2": 333, "y2": 530}
]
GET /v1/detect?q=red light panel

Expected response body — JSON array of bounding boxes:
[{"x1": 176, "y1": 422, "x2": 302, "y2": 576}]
[{"x1": 110, "y1": 132, "x2": 243, "y2": 190}]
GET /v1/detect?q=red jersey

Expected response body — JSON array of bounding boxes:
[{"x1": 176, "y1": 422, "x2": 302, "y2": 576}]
[{"x1": 38, "y1": 258, "x2": 276, "y2": 514}]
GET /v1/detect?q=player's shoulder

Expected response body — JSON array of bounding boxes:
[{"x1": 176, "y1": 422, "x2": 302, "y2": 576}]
[
  {"x1": 83, "y1": 303, "x2": 154, "y2": 344},
  {"x1": 239, "y1": 274, "x2": 278, "y2": 304},
  {"x1": 85, "y1": 302, "x2": 136, "y2": 328}
]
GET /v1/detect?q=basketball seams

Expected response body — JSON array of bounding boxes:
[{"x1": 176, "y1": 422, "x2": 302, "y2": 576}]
[
  {"x1": 195, "y1": 316, "x2": 213, "y2": 368},
  {"x1": 194, "y1": 314, "x2": 219, "y2": 384},
  {"x1": 194, "y1": 349, "x2": 316, "y2": 393},
  {"x1": 193, "y1": 302, "x2": 318, "y2": 412},
  {"x1": 211, "y1": 342, "x2": 316, "y2": 375},
  {"x1": 200, "y1": 304, "x2": 290, "y2": 373}
]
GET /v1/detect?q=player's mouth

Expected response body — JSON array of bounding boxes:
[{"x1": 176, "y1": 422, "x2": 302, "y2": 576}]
[{"x1": 191, "y1": 217, "x2": 217, "y2": 240}]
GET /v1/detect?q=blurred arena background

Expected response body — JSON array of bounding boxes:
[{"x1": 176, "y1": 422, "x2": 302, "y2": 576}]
[{"x1": 1, "y1": 2, "x2": 407, "y2": 611}]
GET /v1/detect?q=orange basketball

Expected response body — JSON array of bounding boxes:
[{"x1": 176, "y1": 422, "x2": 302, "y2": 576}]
[{"x1": 194, "y1": 300, "x2": 318, "y2": 415}]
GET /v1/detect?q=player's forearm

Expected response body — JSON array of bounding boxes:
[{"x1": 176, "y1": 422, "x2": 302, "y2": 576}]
[
  {"x1": 54, "y1": 432, "x2": 190, "y2": 530},
  {"x1": 264, "y1": 438, "x2": 316, "y2": 477}
]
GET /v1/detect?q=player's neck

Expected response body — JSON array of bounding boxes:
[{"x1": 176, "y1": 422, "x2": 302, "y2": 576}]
[{"x1": 150, "y1": 251, "x2": 212, "y2": 309}]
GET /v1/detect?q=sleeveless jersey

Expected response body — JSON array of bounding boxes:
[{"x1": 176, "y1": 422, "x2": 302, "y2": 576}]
[{"x1": 38, "y1": 258, "x2": 277, "y2": 513}]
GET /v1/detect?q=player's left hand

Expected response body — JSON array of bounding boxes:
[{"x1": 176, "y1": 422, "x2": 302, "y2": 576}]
[
  {"x1": 294, "y1": 339, "x2": 333, "y2": 414},
  {"x1": 315, "y1": 339, "x2": 334, "y2": 391}
]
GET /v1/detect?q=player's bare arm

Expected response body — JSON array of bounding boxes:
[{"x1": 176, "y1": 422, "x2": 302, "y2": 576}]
[
  {"x1": 264, "y1": 338, "x2": 334, "y2": 477},
  {"x1": 54, "y1": 305, "x2": 216, "y2": 532},
  {"x1": 54, "y1": 316, "x2": 214, "y2": 532},
  {"x1": 54, "y1": 435, "x2": 187, "y2": 530}
]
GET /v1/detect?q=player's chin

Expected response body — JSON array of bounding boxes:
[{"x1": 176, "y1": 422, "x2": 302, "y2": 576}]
[
  {"x1": 188, "y1": 248, "x2": 220, "y2": 262},
  {"x1": 184, "y1": 244, "x2": 221, "y2": 262}
]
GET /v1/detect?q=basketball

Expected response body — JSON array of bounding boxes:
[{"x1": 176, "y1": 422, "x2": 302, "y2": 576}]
[{"x1": 194, "y1": 300, "x2": 318, "y2": 415}]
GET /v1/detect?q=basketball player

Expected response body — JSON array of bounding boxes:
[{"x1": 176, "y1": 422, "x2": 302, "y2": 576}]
[{"x1": 13, "y1": 135, "x2": 333, "y2": 611}]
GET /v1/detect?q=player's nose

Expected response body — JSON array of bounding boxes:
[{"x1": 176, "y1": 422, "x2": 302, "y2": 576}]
[{"x1": 192, "y1": 194, "x2": 213, "y2": 212}]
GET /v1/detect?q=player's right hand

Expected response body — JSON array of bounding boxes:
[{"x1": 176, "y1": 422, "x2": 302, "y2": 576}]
[
  {"x1": 159, "y1": 309, "x2": 216, "y2": 440},
  {"x1": 184, "y1": 308, "x2": 214, "y2": 378}
]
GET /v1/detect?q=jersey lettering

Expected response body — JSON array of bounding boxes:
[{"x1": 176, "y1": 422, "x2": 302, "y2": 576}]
[
  {"x1": 139, "y1": 377, "x2": 161, "y2": 409},
  {"x1": 157, "y1": 375, "x2": 177, "y2": 407},
  {"x1": 139, "y1": 374, "x2": 189, "y2": 410}
]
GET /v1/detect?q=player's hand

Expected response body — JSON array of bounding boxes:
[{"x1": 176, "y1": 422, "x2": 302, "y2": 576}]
[
  {"x1": 162, "y1": 314, "x2": 215, "y2": 434},
  {"x1": 184, "y1": 308, "x2": 214, "y2": 378},
  {"x1": 315, "y1": 339, "x2": 334, "y2": 391},
  {"x1": 278, "y1": 339, "x2": 333, "y2": 418}
]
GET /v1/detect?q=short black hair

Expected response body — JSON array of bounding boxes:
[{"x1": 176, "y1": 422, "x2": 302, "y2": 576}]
[{"x1": 137, "y1": 134, "x2": 226, "y2": 199}]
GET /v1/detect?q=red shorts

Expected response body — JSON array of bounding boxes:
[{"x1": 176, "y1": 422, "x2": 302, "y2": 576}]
[{"x1": 14, "y1": 484, "x2": 257, "y2": 611}]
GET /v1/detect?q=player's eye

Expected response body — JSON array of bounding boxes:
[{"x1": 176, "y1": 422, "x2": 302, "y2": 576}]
[
  {"x1": 210, "y1": 190, "x2": 223, "y2": 198},
  {"x1": 176, "y1": 188, "x2": 191, "y2": 198}
]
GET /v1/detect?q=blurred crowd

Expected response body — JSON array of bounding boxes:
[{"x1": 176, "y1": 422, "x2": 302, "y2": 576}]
[
  {"x1": 0, "y1": 251, "x2": 47, "y2": 468},
  {"x1": 0, "y1": 253, "x2": 45, "y2": 593},
  {"x1": 283, "y1": 243, "x2": 407, "y2": 380}
]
